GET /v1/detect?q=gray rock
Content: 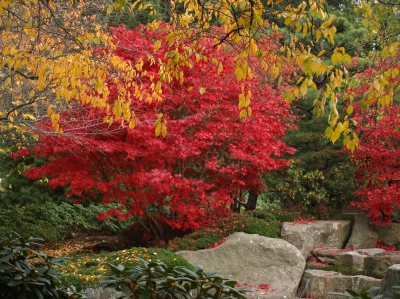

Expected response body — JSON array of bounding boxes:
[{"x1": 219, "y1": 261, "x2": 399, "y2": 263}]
[
  {"x1": 281, "y1": 221, "x2": 352, "y2": 259},
  {"x1": 374, "y1": 224, "x2": 400, "y2": 247},
  {"x1": 85, "y1": 288, "x2": 123, "y2": 299},
  {"x1": 310, "y1": 247, "x2": 388, "y2": 275},
  {"x1": 343, "y1": 213, "x2": 378, "y2": 250},
  {"x1": 380, "y1": 264, "x2": 400, "y2": 299},
  {"x1": 177, "y1": 232, "x2": 305, "y2": 299},
  {"x1": 357, "y1": 248, "x2": 386, "y2": 256},
  {"x1": 365, "y1": 251, "x2": 400, "y2": 278},
  {"x1": 298, "y1": 269, "x2": 381, "y2": 299},
  {"x1": 311, "y1": 247, "x2": 366, "y2": 274}
]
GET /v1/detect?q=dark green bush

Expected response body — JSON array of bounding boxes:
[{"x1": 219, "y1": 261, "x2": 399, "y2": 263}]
[
  {"x1": 99, "y1": 257, "x2": 248, "y2": 299},
  {"x1": 0, "y1": 202, "x2": 134, "y2": 243},
  {"x1": 168, "y1": 211, "x2": 280, "y2": 251},
  {"x1": 0, "y1": 231, "x2": 85, "y2": 299}
]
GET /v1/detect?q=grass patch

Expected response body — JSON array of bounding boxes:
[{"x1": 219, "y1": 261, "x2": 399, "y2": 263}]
[{"x1": 60, "y1": 247, "x2": 193, "y2": 287}]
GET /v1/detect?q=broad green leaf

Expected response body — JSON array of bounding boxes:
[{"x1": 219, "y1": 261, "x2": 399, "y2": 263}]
[{"x1": 121, "y1": 283, "x2": 132, "y2": 296}]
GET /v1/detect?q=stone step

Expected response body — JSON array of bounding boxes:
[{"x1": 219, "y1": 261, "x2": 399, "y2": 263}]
[{"x1": 298, "y1": 269, "x2": 381, "y2": 299}]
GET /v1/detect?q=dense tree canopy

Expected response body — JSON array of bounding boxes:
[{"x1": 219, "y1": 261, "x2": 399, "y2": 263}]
[
  {"x1": 1, "y1": 0, "x2": 399, "y2": 228},
  {"x1": 1, "y1": 0, "x2": 398, "y2": 148},
  {"x1": 15, "y1": 25, "x2": 295, "y2": 242}
]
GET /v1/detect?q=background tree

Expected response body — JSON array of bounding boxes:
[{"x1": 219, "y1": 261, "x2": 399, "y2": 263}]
[{"x1": 349, "y1": 52, "x2": 400, "y2": 224}]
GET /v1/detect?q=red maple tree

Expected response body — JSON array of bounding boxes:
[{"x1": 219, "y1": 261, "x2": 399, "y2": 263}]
[
  {"x1": 15, "y1": 25, "x2": 295, "y2": 242},
  {"x1": 349, "y1": 55, "x2": 400, "y2": 225}
]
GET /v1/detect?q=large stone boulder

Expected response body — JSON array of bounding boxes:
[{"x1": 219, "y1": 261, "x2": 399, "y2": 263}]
[
  {"x1": 342, "y1": 213, "x2": 378, "y2": 250},
  {"x1": 298, "y1": 269, "x2": 381, "y2": 299},
  {"x1": 380, "y1": 264, "x2": 400, "y2": 299},
  {"x1": 177, "y1": 232, "x2": 305, "y2": 299},
  {"x1": 373, "y1": 223, "x2": 400, "y2": 247},
  {"x1": 364, "y1": 251, "x2": 400, "y2": 278},
  {"x1": 281, "y1": 221, "x2": 352, "y2": 259}
]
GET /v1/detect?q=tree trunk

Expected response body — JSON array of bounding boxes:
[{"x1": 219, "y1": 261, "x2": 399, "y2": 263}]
[{"x1": 244, "y1": 189, "x2": 258, "y2": 211}]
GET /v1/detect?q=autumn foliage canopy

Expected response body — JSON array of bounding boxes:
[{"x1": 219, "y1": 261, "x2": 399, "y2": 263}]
[
  {"x1": 17, "y1": 25, "x2": 295, "y2": 242},
  {"x1": 349, "y1": 55, "x2": 400, "y2": 225}
]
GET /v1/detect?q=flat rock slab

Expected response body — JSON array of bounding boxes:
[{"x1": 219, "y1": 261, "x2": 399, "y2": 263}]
[
  {"x1": 298, "y1": 269, "x2": 381, "y2": 299},
  {"x1": 177, "y1": 232, "x2": 305, "y2": 299},
  {"x1": 365, "y1": 251, "x2": 400, "y2": 278},
  {"x1": 310, "y1": 247, "x2": 386, "y2": 273},
  {"x1": 281, "y1": 221, "x2": 352, "y2": 259}
]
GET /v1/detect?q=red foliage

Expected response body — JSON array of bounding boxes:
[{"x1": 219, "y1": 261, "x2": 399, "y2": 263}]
[
  {"x1": 15, "y1": 24, "x2": 294, "y2": 242},
  {"x1": 290, "y1": 216, "x2": 316, "y2": 223},
  {"x1": 376, "y1": 240, "x2": 396, "y2": 251},
  {"x1": 307, "y1": 254, "x2": 329, "y2": 267},
  {"x1": 209, "y1": 237, "x2": 227, "y2": 249},
  {"x1": 348, "y1": 55, "x2": 400, "y2": 225}
]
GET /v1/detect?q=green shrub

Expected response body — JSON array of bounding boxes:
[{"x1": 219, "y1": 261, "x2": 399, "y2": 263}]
[
  {"x1": 99, "y1": 257, "x2": 248, "y2": 299},
  {"x1": 269, "y1": 210, "x2": 304, "y2": 223},
  {"x1": 168, "y1": 211, "x2": 280, "y2": 251},
  {"x1": 0, "y1": 231, "x2": 85, "y2": 299},
  {"x1": 0, "y1": 202, "x2": 134, "y2": 243},
  {"x1": 0, "y1": 204, "x2": 68, "y2": 243}
]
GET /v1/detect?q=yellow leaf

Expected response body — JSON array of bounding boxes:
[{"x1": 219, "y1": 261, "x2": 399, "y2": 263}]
[
  {"x1": 154, "y1": 40, "x2": 161, "y2": 53},
  {"x1": 320, "y1": 15, "x2": 336, "y2": 30},
  {"x1": 296, "y1": 77, "x2": 304, "y2": 85},
  {"x1": 317, "y1": 50, "x2": 326, "y2": 57},
  {"x1": 199, "y1": 87, "x2": 206, "y2": 95},
  {"x1": 382, "y1": 46, "x2": 389, "y2": 57},
  {"x1": 238, "y1": 93, "x2": 245, "y2": 109},
  {"x1": 343, "y1": 54, "x2": 352, "y2": 65},
  {"x1": 179, "y1": 71, "x2": 184, "y2": 85},
  {"x1": 217, "y1": 62, "x2": 223, "y2": 75},
  {"x1": 239, "y1": 109, "x2": 247, "y2": 120},
  {"x1": 343, "y1": 120, "x2": 349, "y2": 131},
  {"x1": 302, "y1": 22, "x2": 308, "y2": 37},
  {"x1": 346, "y1": 104, "x2": 353, "y2": 115},
  {"x1": 161, "y1": 124, "x2": 167, "y2": 138},
  {"x1": 300, "y1": 81, "x2": 308, "y2": 95},
  {"x1": 235, "y1": 60, "x2": 247, "y2": 81},
  {"x1": 247, "y1": 107, "x2": 252, "y2": 117},
  {"x1": 392, "y1": 68, "x2": 399, "y2": 78},
  {"x1": 373, "y1": 80, "x2": 381, "y2": 92},
  {"x1": 155, "y1": 123, "x2": 161, "y2": 137},
  {"x1": 316, "y1": 30, "x2": 322, "y2": 41},
  {"x1": 129, "y1": 119, "x2": 136, "y2": 130},
  {"x1": 331, "y1": 51, "x2": 342, "y2": 64},
  {"x1": 328, "y1": 26, "x2": 337, "y2": 44},
  {"x1": 107, "y1": 5, "x2": 113, "y2": 14}
]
